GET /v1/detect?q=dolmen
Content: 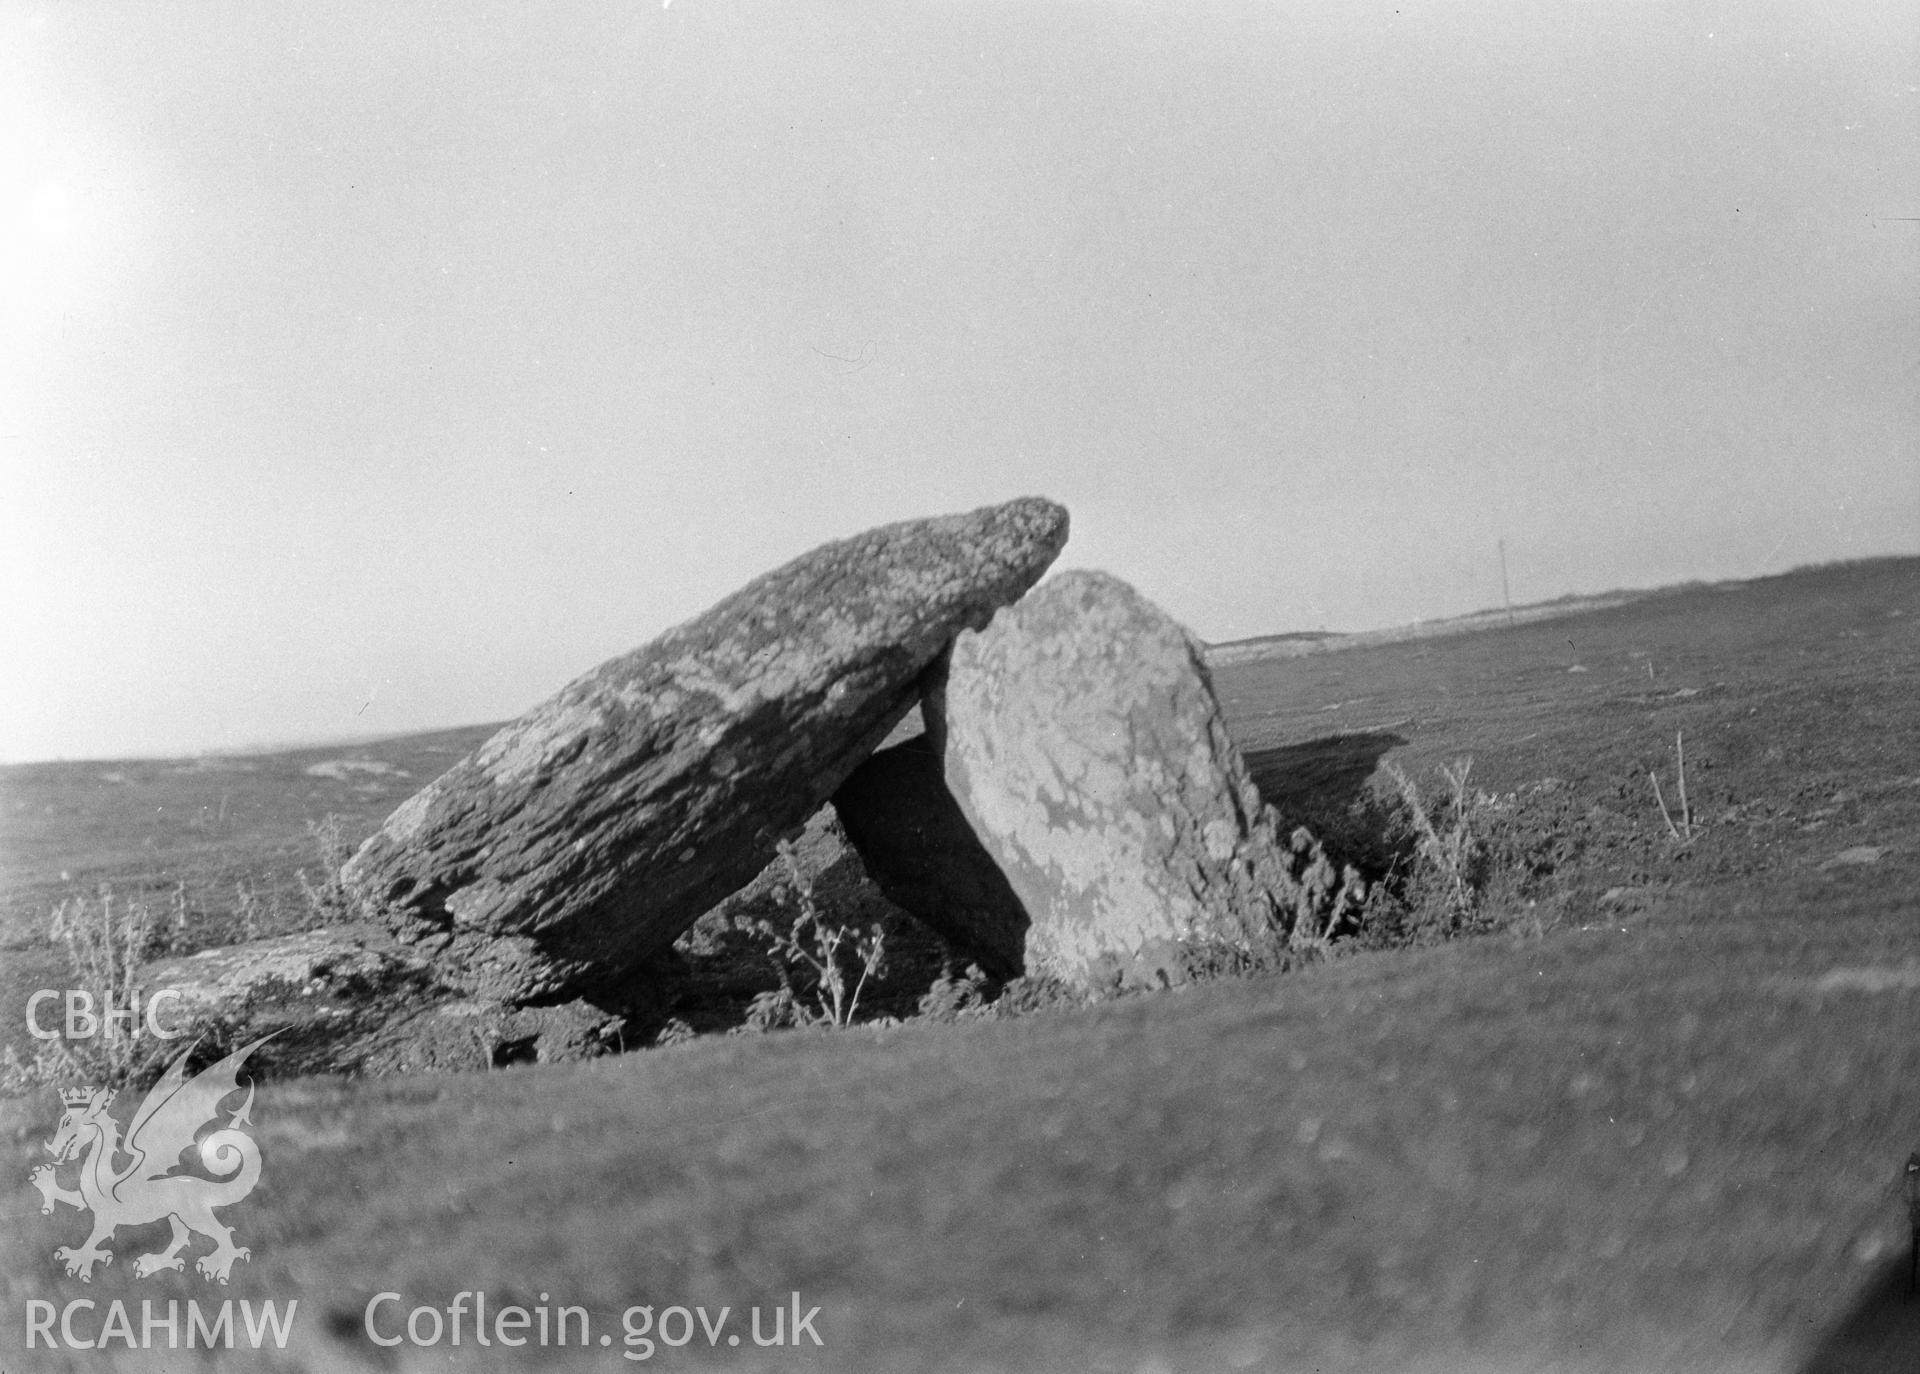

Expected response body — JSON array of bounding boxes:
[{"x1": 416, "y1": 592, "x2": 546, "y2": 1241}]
[
  {"x1": 200, "y1": 495, "x2": 1369, "y2": 1069},
  {"x1": 341, "y1": 497, "x2": 1070, "y2": 1002}
]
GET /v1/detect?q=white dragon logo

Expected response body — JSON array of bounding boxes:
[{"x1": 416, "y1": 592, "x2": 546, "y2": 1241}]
[{"x1": 29, "y1": 1038, "x2": 270, "y2": 1284}]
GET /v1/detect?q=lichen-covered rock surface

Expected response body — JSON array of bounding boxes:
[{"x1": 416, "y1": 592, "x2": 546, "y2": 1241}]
[
  {"x1": 143, "y1": 924, "x2": 429, "y2": 1032},
  {"x1": 142, "y1": 924, "x2": 632, "y2": 1074},
  {"x1": 931, "y1": 569, "x2": 1357, "y2": 992},
  {"x1": 341, "y1": 497, "x2": 1069, "y2": 1002}
]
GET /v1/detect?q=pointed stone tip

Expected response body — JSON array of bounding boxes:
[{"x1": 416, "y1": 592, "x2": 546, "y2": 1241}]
[
  {"x1": 965, "y1": 496, "x2": 1069, "y2": 588},
  {"x1": 1000, "y1": 495, "x2": 1070, "y2": 547}
]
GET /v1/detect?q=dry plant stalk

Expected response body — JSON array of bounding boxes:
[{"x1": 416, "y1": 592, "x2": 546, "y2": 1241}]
[
  {"x1": 40, "y1": 887, "x2": 172, "y2": 1087},
  {"x1": 1385, "y1": 756, "x2": 1479, "y2": 918},
  {"x1": 755, "y1": 841, "x2": 887, "y2": 1028},
  {"x1": 1648, "y1": 731, "x2": 1695, "y2": 844}
]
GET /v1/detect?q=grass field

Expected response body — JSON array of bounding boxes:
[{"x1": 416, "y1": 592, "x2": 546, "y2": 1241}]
[{"x1": 2, "y1": 558, "x2": 1917, "y2": 1372}]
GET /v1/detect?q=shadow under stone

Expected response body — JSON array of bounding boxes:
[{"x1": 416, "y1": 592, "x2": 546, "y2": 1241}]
[
  {"x1": 832, "y1": 734, "x2": 1029, "y2": 981},
  {"x1": 1798, "y1": 1250, "x2": 1920, "y2": 1374},
  {"x1": 1241, "y1": 730, "x2": 1407, "y2": 817}
]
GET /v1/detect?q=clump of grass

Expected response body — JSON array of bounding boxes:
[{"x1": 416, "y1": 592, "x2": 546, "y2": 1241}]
[
  {"x1": 53, "y1": 884, "x2": 160, "y2": 1006},
  {"x1": 917, "y1": 963, "x2": 994, "y2": 1023},
  {"x1": 984, "y1": 972, "x2": 1086, "y2": 1019},
  {"x1": 1285, "y1": 756, "x2": 1564, "y2": 953},
  {"x1": 213, "y1": 814, "x2": 361, "y2": 943},
  {"x1": 1279, "y1": 825, "x2": 1370, "y2": 954},
  {"x1": 742, "y1": 985, "x2": 804, "y2": 1033},
  {"x1": 653, "y1": 1017, "x2": 699, "y2": 1048},
  {"x1": 295, "y1": 813, "x2": 358, "y2": 926},
  {"x1": 232, "y1": 877, "x2": 274, "y2": 941},
  {"x1": 6, "y1": 887, "x2": 188, "y2": 1093},
  {"x1": 0, "y1": 1041, "x2": 69, "y2": 1097},
  {"x1": 749, "y1": 839, "x2": 889, "y2": 1030},
  {"x1": 1383, "y1": 757, "x2": 1486, "y2": 928},
  {"x1": 164, "y1": 880, "x2": 193, "y2": 952}
]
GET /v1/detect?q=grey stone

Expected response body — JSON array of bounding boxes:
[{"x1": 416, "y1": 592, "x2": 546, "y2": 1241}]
[
  {"x1": 355, "y1": 998, "x2": 627, "y2": 1074},
  {"x1": 143, "y1": 925, "x2": 636, "y2": 1075},
  {"x1": 143, "y1": 924, "x2": 429, "y2": 1022},
  {"x1": 931, "y1": 570, "x2": 1359, "y2": 992},
  {"x1": 342, "y1": 497, "x2": 1069, "y2": 1002}
]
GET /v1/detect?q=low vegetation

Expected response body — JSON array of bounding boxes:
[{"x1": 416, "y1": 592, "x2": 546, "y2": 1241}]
[
  {"x1": 746, "y1": 840, "x2": 891, "y2": 1031},
  {"x1": 0, "y1": 813, "x2": 366, "y2": 1095},
  {"x1": 0, "y1": 886, "x2": 178, "y2": 1093}
]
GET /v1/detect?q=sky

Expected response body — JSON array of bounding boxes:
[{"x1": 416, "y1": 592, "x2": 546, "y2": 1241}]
[{"x1": 1, "y1": 1, "x2": 1914, "y2": 764}]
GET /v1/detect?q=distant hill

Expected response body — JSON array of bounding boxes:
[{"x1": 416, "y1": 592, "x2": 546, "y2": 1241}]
[
  {"x1": 1206, "y1": 554, "x2": 1920, "y2": 667},
  {"x1": 1205, "y1": 592, "x2": 1645, "y2": 665}
]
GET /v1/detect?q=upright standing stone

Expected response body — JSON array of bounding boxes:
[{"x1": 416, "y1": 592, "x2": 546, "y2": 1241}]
[
  {"x1": 342, "y1": 498, "x2": 1069, "y2": 1002},
  {"x1": 931, "y1": 569, "x2": 1340, "y2": 992}
]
